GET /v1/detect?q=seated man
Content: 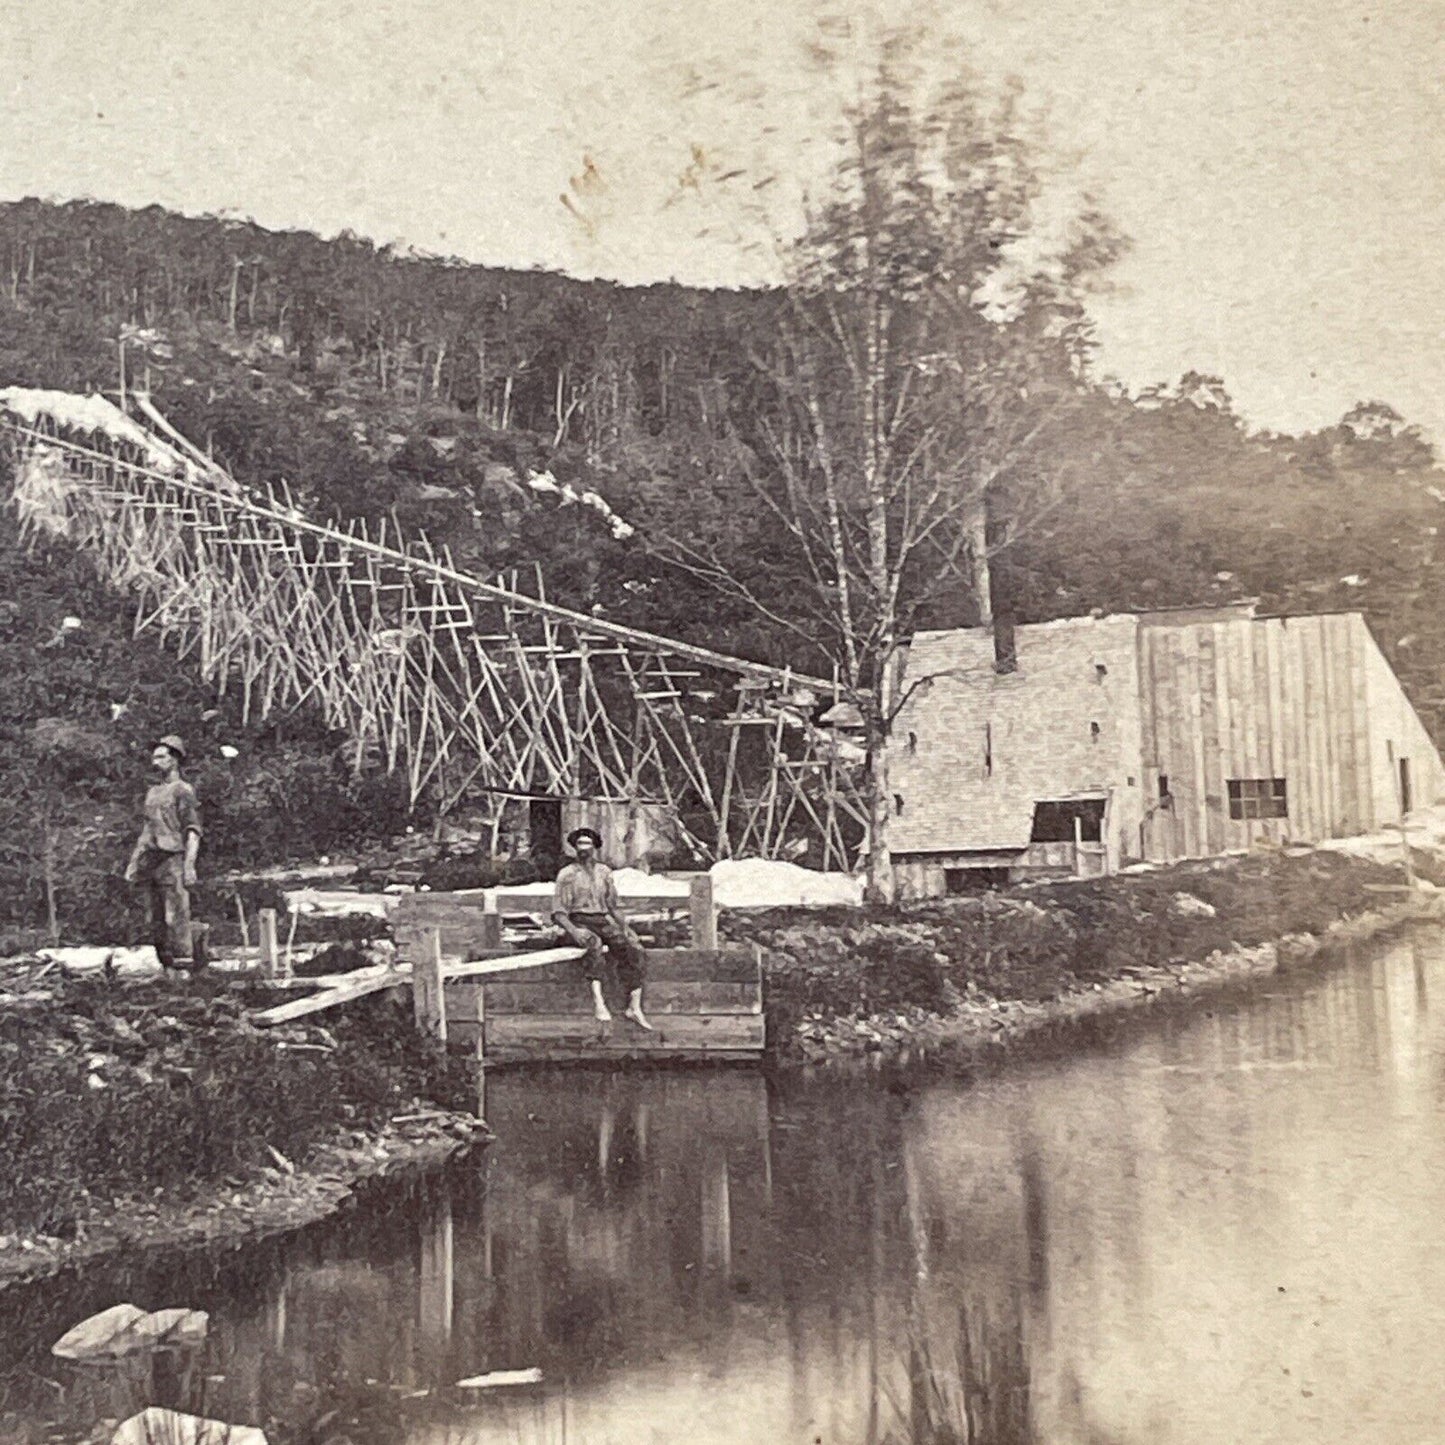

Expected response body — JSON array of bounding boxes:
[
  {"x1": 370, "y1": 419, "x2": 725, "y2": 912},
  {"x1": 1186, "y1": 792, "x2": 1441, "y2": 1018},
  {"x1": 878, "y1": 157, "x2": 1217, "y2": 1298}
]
[{"x1": 550, "y1": 827, "x2": 652, "y2": 1029}]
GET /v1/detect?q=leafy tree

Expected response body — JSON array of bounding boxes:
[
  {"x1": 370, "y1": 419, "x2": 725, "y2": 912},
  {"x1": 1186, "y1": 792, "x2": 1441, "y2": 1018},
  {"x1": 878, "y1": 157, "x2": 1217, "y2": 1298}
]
[{"x1": 648, "y1": 67, "x2": 1125, "y2": 897}]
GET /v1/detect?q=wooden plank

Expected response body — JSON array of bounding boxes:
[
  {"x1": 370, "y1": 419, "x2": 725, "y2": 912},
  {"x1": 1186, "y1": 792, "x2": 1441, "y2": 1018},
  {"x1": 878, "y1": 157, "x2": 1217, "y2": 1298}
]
[
  {"x1": 1234, "y1": 618, "x2": 1259, "y2": 849},
  {"x1": 475, "y1": 1043, "x2": 763, "y2": 1064},
  {"x1": 474, "y1": 980, "x2": 761, "y2": 1015},
  {"x1": 1279, "y1": 620, "x2": 1304, "y2": 840},
  {"x1": 455, "y1": 947, "x2": 761, "y2": 985},
  {"x1": 440, "y1": 946, "x2": 585, "y2": 980},
  {"x1": 480, "y1": 1014, "x2": 766, "y2": 1051},
  {"x1": 1197, "y1": 625, "x2": 1223, "y2": 854},
  {"x1": 1318, "y1": 614, "x2": 1341, "y2": 834},
  {"x1": 491, "y1": 889, "x2": 690, "y2": 918},
  {"x1": 251, "y1": 969, "x2": 407, "y2": 1026},
  {"x1": 413, "y1": 928, "x2": 446, "y2": 1043},
  {"x1": 1261, "y1": 620, "x2": 1287, "y2": 843},
  {"x1": 1306, "y1": 612, "x2": 1323, "y2": 838},
  {"x1": 1348, "y1": 616, "x2": 1376, "y2": 831}
]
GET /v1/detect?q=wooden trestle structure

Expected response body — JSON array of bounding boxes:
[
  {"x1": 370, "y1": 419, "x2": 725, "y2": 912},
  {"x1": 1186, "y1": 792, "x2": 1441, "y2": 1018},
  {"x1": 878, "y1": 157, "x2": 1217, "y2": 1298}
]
[{"x1": 0, "y1": 389, "x2": 868, "y2": 866}]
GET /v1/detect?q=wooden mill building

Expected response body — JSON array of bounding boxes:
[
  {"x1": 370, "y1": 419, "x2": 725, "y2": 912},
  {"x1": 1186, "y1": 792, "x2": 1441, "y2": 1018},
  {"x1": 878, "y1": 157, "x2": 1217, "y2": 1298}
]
[{"x1": 887, "y1": 605, "x2": 1445, "y2": 898}]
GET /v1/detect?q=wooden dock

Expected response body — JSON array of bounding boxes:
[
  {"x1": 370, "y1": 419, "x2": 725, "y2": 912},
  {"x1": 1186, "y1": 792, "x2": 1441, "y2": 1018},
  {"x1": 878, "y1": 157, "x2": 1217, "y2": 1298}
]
[{"x1": 391, "y1": 880, "x2": 766, "y2": 1065}]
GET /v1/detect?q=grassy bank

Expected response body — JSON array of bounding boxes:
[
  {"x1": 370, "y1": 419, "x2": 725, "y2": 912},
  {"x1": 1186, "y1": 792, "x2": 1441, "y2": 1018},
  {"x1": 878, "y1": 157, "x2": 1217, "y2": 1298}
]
[
  {"x1": 0, "y1": 843, "x2": 1427, "y2": 1285},
  {"x1": 732, "y1": 848, "x2": 1425, "y2": 1061},
  {"x1": 0, "y1": 972, "x2": 479, "y2": 1278}
]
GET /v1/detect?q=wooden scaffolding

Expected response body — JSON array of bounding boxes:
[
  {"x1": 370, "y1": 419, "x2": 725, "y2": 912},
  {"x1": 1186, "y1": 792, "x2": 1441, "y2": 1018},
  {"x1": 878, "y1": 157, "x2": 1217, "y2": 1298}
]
[{"x1": 0, "y1": 392, "x2": 868, "y2": 868}]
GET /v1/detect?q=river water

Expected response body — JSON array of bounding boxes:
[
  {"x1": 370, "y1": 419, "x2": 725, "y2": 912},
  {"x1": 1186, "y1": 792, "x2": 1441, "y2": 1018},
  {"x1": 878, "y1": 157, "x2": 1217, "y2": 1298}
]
[{"x1": 5, "y1": 928, "x2": 1445, "y2": 1445}]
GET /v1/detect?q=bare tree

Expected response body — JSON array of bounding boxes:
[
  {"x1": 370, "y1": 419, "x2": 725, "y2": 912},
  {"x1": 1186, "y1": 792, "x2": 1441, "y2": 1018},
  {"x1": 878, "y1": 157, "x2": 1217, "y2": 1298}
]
[{"x1": 652, "y1": 68, "x2": 1124, "y2": 898}]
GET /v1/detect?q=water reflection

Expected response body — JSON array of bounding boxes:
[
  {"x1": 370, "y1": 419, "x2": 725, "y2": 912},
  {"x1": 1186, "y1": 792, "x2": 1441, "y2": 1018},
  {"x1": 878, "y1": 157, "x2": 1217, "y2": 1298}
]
[{"x1": 6, "y1": 929, "x2": 1445, "y2": 1444}]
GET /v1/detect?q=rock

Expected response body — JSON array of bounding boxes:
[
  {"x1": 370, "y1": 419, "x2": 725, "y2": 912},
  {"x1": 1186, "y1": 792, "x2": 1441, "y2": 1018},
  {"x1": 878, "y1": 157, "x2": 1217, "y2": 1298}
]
[
  {"x1": 53, "y1": 1304, "x2": 147, "y2": 1360},
  {"x1": 53, "y1": 1304, "x2": 208, "y2": 1361},
  {"x1": 1170, "y1": 892, "x2": 1217, "y2": 918},
  {"x1": 113, "y1": 1409, "x2": 266, "y2": 1445}
]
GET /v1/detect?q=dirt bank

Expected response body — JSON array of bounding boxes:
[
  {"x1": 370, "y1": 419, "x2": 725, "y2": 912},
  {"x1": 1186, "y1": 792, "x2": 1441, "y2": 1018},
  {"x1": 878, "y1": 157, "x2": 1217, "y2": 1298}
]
[
  {"x1": 0, "y1": 975, "x2": 483, "y2": 1290},
  {"x1": 732, "y1": 847, "x2": 1440, "y2": 1063}
]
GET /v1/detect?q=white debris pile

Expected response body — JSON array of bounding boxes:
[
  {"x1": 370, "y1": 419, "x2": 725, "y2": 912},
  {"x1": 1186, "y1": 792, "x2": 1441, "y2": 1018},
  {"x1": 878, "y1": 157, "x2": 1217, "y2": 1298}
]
[
  {"x1": 113, "y1": 1411, "x2": 265, "y2": 1445},
  {"x1": 525, "y1": 469, "x2": 636, "y2": 540},
  {"x1": 1315, "y1": 804, "x2": 1445, "y2": 869},
  {"x1": 709, "y1": 858, "x2": 862, "y2": 909},
  {"x1": 456, "y1": 1367, "x2": 544, "y2": 1389},
  {"x1": 282, "y1": 888, "x2": 398, "y2": 919},
  {"x1": 0, "y1": 387, "x2": 177, "y2": 468},
  {"x1": 37, "y1": 946, "x2": 161, "y2": 980}
]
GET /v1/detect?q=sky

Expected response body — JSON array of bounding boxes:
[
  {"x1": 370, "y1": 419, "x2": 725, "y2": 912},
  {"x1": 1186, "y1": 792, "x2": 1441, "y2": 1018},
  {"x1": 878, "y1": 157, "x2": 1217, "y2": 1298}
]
[{"x1": 1, "y1": 0, "x2": 1442, "y2": 440}]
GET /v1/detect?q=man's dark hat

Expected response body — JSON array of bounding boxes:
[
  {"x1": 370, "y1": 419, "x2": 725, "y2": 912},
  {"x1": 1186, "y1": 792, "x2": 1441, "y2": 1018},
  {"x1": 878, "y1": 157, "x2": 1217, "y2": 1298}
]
[
  {"x1": 155, "y1": 734, "x2": 187, "y2": 761},
  {"x1": 567, "y1": 827, "x2": 603, "y2": 849}
]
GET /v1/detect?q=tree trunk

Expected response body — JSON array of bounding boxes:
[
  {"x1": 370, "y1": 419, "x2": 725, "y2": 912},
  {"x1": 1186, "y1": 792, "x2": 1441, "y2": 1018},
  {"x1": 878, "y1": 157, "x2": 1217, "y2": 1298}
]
[
  {"x1": 41, "y1": 815, "x2": 59, "y2": 944},
  {"x1": 864, "y1": 682, "x2": 895, "y2": 905}
]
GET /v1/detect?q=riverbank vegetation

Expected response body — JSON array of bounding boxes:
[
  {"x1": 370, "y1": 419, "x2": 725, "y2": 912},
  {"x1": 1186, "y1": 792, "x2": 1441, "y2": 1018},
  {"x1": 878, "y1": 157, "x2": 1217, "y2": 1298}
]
[
  {"x1": 739, "y1": 848, "x2": 1424, "y2": 1060},
  {"x1": 0, "y1": 973, "x2": 474, "y2": 1265}
]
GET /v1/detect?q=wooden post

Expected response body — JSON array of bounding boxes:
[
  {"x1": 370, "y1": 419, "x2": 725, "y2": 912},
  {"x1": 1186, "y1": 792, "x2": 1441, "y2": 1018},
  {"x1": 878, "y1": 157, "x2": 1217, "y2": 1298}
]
[
  {"x1": 690, "y1": 873, "x2": 718, "y2": 950},
  {"x1": 475, "y1": 980, "x2": 487, "y2": 1122},
  {"x1": 282, "y1": 907, "x2": 298, "y2": 980},
  {"x1": 413, "y1": 926, "x2": 447, "y2": 1044},
  {"x1": 258, "y1": 908, "x2": 278, "y2": 980},
  {"x1": 234, "y1": 894, "x2": 251, "y2": 949},
  {"x1": 479, "y1": 893, "x2": 503, "y2": 952}
]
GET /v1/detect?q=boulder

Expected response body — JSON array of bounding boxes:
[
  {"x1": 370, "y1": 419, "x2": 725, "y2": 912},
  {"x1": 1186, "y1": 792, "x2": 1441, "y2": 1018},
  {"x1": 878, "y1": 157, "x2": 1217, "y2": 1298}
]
[{"x1": 53, "y1": 1304, "x2": 208, "y2": 1361}]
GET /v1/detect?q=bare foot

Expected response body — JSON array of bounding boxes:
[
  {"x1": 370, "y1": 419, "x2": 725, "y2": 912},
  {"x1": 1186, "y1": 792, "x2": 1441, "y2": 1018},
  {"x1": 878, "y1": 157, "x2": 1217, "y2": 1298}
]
[
  {"x1": 624, "y1": 1005, "x2": 654, "y2": 1032},
  {"x1": 594, "y1": 1003, "x2": 613, "y2": 1023}
]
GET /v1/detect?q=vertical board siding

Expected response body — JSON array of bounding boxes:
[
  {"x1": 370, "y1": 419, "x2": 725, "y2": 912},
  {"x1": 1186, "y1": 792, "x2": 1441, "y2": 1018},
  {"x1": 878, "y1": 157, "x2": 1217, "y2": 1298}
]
[
  {"x1": 1135, "y1": 612, "x2": 1432, "y2": 863},
  {"x1": 1197, "y1": 627, "x2": 1224, "y2": 854},
  {"x1": 900, "y1": 611, "x2": 1441, "y2": 889},
  {"x1": 1348, "y1": 617, "x2": 1375, "y2": 831}
]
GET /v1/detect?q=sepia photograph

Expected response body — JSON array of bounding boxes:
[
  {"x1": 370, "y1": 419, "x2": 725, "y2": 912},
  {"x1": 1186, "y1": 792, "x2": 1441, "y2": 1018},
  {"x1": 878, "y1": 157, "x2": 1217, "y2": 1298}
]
[{"x1": 0, "y1": 0, "x2": 1442, "y2": 1440}]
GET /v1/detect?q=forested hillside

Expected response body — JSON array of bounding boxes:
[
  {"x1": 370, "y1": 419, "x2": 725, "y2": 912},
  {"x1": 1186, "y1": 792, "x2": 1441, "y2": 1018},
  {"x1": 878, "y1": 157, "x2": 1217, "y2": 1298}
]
[{"x1": 0, "y1": 197, "x2": 1441, "y2": 934}]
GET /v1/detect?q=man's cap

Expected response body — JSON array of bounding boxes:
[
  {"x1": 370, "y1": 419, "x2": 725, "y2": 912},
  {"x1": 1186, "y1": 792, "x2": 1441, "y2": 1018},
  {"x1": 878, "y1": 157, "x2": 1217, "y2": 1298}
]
[
  {"x1": 155, "y1": 734, "x2": 187, "y2": 761},
  {"x1": 567, "y1": 827, "x2": 603, "y2": 849}
]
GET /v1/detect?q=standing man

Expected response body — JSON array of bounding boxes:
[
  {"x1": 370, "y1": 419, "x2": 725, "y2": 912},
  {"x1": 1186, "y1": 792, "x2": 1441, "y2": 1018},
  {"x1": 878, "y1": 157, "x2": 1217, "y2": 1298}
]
[
  {"x1": 124, "y1": 735, "x2": 202, "y2": 971},
  {"x1": 551, "y1": 827, "x2": 652, "y2": 1029}
]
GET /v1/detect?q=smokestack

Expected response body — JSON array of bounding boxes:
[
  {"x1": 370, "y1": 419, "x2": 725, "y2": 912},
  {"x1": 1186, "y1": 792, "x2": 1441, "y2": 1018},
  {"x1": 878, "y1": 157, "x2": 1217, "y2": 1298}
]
[{"x1": 993, "y1": 612, "x2": 1017, "y2": 673}]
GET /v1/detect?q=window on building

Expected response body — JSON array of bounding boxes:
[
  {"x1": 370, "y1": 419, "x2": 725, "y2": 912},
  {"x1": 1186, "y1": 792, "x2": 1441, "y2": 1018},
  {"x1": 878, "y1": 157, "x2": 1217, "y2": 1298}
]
[
  {"x1": 894, "y1": 793, "x2": 906, "y2": 816},
  {"x1": 1029, "y1": 798, "x2": 1106, "y2": 843},
  {"x1": 1227, "y1": 777, "x2": 1288, "y2": 820},
  {"x1": 984, "y1": 721, "x2": 993, "y2": 777},
  {"x1": 907, "y1": 731, "x2": 918, "y2": 754},
  {"x1": 1399, "y1": 756, "x2": 1413, "y2": 814},
  {"x1": 1158, "y1": 774, "x2": 1171, "y2": 800}
]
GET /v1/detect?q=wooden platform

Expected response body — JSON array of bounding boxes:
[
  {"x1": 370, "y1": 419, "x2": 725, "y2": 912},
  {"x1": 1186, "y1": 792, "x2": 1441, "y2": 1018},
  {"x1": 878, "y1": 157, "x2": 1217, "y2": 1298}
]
[
  {"x1": 450, "y1": 947, "x2": 763, "y2": 1063},
  {"x1": 393, "y1": 888, "x2": 766, "y2": 1065}
]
